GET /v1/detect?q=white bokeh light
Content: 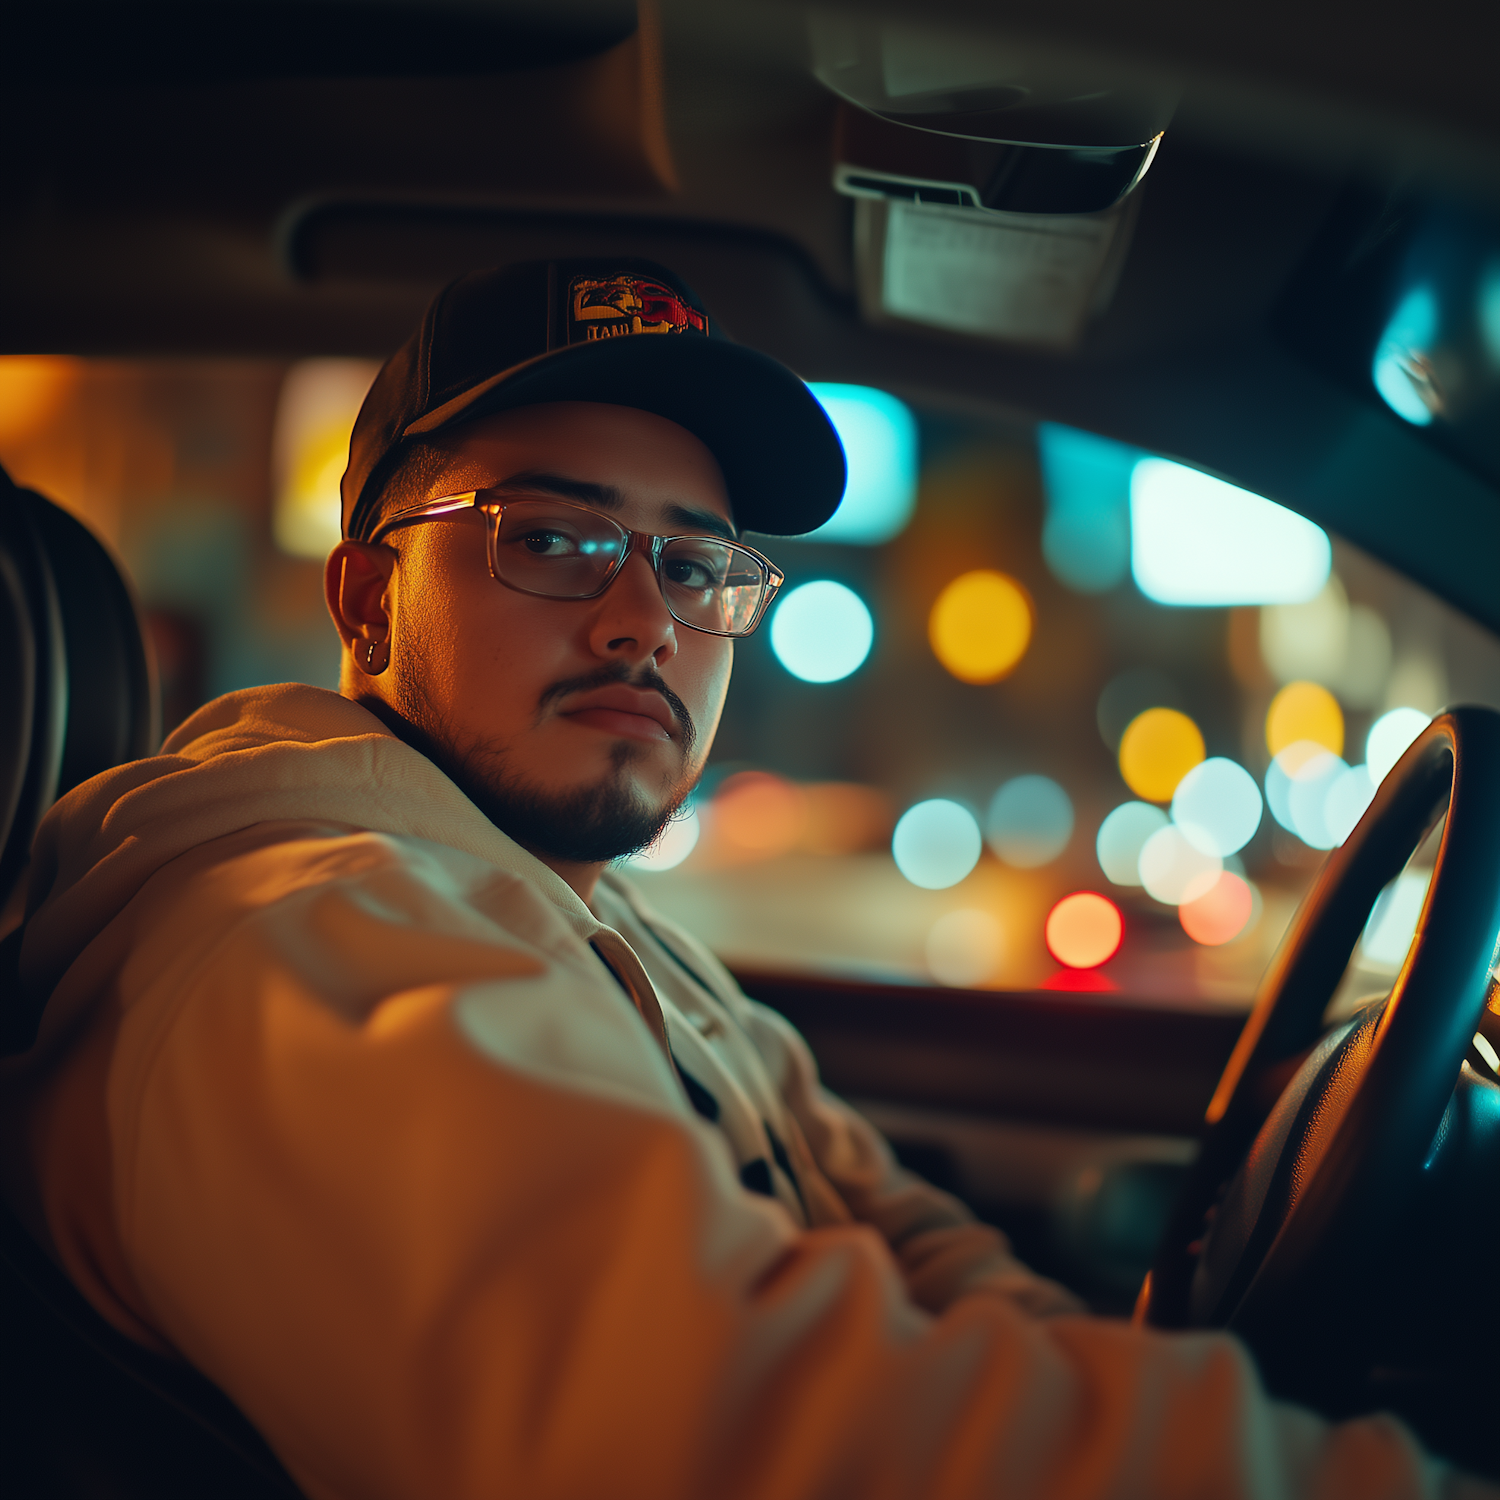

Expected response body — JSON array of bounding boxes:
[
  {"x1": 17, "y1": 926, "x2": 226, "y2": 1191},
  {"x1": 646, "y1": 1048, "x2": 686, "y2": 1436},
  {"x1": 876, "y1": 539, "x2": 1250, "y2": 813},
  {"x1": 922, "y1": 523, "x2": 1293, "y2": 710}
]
[
  {"x1": 926, "y1": 908, "x2": 1003, "y2": 986},
  {"x1": 1367, "y1": 707, "x2": 1432, "y2": 784},
  {"x1": 1130, "y1": 459, "x2": 1331, "y2": 606},
  {"x1": 892, "y1": 800, "x2": 983, "y2": 890},
  {"x1": 1095, "y1": 802, "x2": 1168, "y2": 886},
  {"x1": 1287, "y1": 751, "x2": 1348, "y2": 850},
  {"x1": 1171, "y1": 757, "x2": 1263, "y2": 857},
  {"x1": 769, "y1": 580, "x2": 875, "y2": 683},
  {"x1": 1138, "y1": 825, "x2": 1223, "y2": 905},
  {"x1": 1360, "y1": 871, "x2": 1432, "y2": 969},
  {"x1": 623, "y1": 807, "x2": 701, "y2": 872},
  {"x1": 1266, "y1": 743, "x2": 1355, "y2": 848}
]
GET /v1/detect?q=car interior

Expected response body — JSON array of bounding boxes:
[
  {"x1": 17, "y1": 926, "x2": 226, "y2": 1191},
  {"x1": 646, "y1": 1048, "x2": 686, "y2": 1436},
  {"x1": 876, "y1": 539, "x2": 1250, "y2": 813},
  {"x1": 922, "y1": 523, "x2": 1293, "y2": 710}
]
[{"x1": 4, "y1": 1, "x2": 1500, "y2": 1493}]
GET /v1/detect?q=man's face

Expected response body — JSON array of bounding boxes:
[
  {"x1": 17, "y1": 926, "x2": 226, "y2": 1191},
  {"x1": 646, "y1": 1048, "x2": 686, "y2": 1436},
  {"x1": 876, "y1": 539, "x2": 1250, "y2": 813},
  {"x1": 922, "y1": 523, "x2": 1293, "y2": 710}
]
[{"x1": 371, "y1": 402, "x2": 735, "y2": 865}]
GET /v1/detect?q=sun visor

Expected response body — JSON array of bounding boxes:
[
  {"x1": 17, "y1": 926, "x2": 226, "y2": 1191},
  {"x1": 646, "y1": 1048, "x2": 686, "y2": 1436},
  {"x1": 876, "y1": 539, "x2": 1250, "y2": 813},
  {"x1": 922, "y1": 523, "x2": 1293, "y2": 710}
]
[{"x1": 810, "y1": 13, "x2": 1174, "y2": 351}]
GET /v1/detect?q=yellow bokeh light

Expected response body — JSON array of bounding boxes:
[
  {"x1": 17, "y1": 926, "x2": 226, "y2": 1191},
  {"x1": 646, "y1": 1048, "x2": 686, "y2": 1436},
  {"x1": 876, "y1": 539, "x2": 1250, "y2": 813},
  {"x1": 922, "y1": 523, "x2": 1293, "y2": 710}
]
[
  {"x1": 1118, "y1": 707, "x2": 1206, "y2": 802},
  {"x1": 1266, "y1": 680, "x2": 1344, "y2": 758},
  {"x1": 928, "y1": 570, "x2": 1033, "y2": 684},
  {"x1": 271, "y1": 359, "x2": 381, "y2": 560},
  {"x1": 0, "y1": 357, "x2": 79, "y2": 446}
]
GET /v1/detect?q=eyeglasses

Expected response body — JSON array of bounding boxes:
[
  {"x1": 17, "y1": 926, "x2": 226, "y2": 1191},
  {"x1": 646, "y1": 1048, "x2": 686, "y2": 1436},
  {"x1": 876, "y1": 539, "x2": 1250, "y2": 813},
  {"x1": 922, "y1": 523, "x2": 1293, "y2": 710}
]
[{"x1": 369, "y1": 489, "x2": 785, "y2": 638}]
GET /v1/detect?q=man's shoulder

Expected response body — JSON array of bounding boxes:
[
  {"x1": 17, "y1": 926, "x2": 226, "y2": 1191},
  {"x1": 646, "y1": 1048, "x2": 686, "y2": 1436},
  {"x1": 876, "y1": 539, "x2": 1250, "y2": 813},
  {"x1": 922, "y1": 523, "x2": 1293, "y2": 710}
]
[{"x1": 162, "y1": 683, "x2": 390, "y2": 761}]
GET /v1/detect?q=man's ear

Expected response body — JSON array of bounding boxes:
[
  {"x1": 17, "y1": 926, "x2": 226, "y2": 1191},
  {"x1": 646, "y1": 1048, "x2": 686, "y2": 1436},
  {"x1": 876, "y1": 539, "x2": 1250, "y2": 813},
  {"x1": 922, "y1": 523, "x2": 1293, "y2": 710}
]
[{"x1": 325, "y1": 540, "x2": 396, "y2": 661}]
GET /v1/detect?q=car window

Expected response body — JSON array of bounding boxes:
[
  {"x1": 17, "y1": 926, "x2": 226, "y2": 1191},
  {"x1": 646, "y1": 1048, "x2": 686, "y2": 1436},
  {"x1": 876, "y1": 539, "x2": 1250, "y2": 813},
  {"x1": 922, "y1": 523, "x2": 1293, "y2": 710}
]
[{"x1": 6, "y1": 353, "x2": 1498, "y2": 1012}]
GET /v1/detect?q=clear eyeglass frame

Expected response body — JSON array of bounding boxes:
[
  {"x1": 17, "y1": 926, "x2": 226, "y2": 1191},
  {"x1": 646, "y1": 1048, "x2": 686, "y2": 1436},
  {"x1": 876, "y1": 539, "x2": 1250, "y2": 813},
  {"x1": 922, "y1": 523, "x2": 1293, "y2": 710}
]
[{"x1": 368, "y1": 488, "x2": 785, "y2": 639}]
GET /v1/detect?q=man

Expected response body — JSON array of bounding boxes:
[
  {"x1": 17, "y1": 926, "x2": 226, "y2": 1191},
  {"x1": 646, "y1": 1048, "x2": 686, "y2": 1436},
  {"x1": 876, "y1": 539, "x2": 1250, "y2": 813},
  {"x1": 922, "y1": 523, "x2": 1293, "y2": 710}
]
[{"x1": 6, "y1": 259, "x2": 1489, "y2": 1498}]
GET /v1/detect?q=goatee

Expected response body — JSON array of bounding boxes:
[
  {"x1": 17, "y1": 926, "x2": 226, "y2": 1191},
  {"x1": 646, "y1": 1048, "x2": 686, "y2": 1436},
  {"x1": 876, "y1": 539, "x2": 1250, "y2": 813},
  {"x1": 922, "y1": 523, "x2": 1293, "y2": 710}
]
[{"x1": 387, "y1": 661, "x2": 699, "y2": 865}]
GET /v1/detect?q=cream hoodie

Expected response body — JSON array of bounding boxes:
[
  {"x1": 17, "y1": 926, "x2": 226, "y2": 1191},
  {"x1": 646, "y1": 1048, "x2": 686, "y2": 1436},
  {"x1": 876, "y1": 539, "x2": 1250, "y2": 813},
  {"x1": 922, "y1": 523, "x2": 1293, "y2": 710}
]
[{"x1": 2, "y1": 684, "x2": 1488, "y2": 1500}]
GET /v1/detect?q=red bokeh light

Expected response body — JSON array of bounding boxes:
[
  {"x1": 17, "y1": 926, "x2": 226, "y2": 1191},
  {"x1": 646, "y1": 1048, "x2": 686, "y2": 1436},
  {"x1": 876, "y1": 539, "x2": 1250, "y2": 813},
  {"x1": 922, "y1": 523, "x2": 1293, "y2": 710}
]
[
  {"x1": 1041, "y1": 969, "x2": 1119, "y2": 992},
  {"x1": 1045, "y1": 892, "x2": 1124, "y2": 969}
]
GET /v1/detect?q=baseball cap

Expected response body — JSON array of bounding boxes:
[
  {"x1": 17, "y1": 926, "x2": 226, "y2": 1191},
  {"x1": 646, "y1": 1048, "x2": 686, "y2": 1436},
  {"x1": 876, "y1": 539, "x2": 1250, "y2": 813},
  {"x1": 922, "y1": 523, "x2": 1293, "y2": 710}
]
[{"x1": 341, "y1": 258, "x2": 848, "y2": 542}]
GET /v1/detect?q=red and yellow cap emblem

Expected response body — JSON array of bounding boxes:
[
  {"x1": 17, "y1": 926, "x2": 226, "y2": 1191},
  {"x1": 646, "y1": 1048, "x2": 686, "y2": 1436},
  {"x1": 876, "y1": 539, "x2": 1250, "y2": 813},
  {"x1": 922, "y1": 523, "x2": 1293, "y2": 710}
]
[{"x1": 566, "y1": 273, "x2": 709, "y2": 344}]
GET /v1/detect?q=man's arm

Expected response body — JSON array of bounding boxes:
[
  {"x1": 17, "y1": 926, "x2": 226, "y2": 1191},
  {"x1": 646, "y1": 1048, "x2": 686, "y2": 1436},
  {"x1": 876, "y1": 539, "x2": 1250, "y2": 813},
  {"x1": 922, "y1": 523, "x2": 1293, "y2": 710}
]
[
  {"x1": 619, "y1": 898, "x2": 1081, "y2": 1316},
  {"x1": 25, "y1": 827, "x2": 1491, "y2": 1500}
]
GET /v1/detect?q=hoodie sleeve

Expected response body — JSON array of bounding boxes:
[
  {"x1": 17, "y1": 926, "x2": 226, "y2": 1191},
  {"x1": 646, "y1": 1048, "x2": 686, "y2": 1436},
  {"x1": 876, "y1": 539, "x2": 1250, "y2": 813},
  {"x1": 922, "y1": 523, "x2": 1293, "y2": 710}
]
[
  {"x1": 23, "y1": 824, "x2": 1493, "y2": 1500},
  {"x1": 736, "y1": 997, "x2": 1086, "y2": 1318},
  {"x1": 621, "y1": 901, "x2": 1082, "y2": 1317}
]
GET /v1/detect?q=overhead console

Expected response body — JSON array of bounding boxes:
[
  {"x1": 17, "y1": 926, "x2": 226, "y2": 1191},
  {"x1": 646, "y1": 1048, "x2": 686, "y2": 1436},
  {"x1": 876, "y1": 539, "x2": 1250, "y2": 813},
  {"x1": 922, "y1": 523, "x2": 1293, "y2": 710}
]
[{"x1": 808, "y1": 12, "x2": 1175, "y2": 349}]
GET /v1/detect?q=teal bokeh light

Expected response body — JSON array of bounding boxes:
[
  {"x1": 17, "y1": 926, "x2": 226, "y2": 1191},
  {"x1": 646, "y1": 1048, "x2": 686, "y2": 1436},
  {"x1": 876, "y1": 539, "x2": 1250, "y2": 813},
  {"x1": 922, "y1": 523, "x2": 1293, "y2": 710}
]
[
  {"x1": 1037, "y1": 423, "x2": 1135, "y2": 593},
  {"x1": 769, "y1": 579, "x2": 875, "y2": 683},
  {"x1": 805, "y1": 384, "x2": 919, "y2": 545},
  {"x1": 1372, "y1": 285, "x2": 1439, "y2": 426}
]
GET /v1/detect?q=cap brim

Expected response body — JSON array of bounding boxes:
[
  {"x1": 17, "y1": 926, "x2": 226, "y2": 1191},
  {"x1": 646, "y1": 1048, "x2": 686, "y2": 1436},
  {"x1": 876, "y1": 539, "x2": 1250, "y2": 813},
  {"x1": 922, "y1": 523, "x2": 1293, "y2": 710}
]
[{"x1": 403, "y1": 335, "x2": 847, "y2": 537}]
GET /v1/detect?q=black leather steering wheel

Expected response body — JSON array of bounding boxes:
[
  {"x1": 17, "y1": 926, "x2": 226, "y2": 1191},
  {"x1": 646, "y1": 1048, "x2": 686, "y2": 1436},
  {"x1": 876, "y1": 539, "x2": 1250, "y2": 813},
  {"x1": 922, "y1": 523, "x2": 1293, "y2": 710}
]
[{"x1": 1142, "y1": 706, "x2": 1500, "y2": 1397}]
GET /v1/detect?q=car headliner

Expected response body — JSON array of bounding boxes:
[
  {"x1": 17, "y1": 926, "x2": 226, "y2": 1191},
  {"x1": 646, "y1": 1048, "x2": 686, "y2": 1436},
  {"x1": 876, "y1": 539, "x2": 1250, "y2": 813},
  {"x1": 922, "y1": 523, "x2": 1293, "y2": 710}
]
[{"x1": 5, "y1": 0, "x2": 1499, "y2": 631}]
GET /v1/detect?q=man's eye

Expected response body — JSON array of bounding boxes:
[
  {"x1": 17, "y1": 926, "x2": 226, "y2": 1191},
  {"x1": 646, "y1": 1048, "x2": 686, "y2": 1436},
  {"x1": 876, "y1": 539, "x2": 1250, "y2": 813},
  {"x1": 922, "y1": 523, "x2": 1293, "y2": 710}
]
[
  {"x1": 665, "y1": 556, "x2": 723, "y2": 589},
  {"x1": 520, "y1": 529, "x2": 576, "y2": 556}
]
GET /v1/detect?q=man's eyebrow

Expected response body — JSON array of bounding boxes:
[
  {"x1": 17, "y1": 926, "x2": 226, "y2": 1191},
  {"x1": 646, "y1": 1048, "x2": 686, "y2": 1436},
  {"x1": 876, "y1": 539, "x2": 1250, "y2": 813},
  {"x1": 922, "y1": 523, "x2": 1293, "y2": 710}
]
[
  {"x1": 665, "y1": 503, "x2": 738, "y2": 541},
  {"x1": 500, "y1": 471, "x2": 738, "y2": 540},
  {"x1": 501, "y1": 471, "x2": 625, "y2": 509}
]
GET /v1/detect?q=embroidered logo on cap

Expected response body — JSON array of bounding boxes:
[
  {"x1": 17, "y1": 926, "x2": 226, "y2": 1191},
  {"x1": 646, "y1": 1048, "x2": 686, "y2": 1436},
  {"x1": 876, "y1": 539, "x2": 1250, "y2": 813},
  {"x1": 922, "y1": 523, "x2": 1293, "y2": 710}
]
[{"x1": 567, "y1": 274, "x2": 709, "y2": 344}]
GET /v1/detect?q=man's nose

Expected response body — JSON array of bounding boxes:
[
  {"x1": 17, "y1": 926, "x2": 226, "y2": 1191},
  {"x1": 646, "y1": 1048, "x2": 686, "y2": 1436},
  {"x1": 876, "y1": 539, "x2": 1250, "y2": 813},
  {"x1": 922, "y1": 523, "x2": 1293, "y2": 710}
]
[{"x1": 587, "y1": 548, "x2": 679, "y2": 665}]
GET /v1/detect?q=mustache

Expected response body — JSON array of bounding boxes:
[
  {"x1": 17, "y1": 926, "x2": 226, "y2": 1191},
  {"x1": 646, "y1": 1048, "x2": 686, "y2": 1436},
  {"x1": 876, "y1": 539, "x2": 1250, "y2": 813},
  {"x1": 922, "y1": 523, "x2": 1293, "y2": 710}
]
[{"x1": 538, "y1": 662, "x2": 697, "y2": 756}]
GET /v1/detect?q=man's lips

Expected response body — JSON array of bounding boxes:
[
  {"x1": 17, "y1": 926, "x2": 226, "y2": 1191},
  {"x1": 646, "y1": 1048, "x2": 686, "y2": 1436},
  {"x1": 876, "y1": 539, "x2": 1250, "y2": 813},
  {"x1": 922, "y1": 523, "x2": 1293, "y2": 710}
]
[{"x1": 558, "y1": 685, "x2": 676, "y2": 743}]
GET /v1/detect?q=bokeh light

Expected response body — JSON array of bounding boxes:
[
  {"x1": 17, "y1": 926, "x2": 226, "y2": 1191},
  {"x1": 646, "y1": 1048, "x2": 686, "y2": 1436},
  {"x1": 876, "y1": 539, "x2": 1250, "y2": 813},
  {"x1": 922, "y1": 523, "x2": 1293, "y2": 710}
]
[
  {"x1": 711, "y1": 771, "x2": 806, "y2": 856},
  {"x1": 1361, "y1": 871, "x2": 1431, "y2": 968},
  {"x1": 1045, "y1": 892, "x2": 1124, "y2": 969},
  {"x1": 799, "y1": 783, "x2": 894, "y2": 855},
  {"x1": 624, "y1": 807, "x2": 701, "y2": 872},
  {"x1": 0, "y1": 357, "x2": 78, "y2": 446},
  {"x1": 1179, "y1": 871, "x2": 1255, "y2": 945},
  {"x1": 1482, "y1": 259, "x2": 1500, "y2": 365},
  {"x1": 928, "y1": 570, "x2": 1033, "y2": 684},
  {"x1": 1138, "y1": 825, "x2": 1222, "y2": 905},
  {"x1": 926, "y1": 908, "x2": 1003, "y2": 986},
  {"x1": 770, "y1": 580, "x2": 874, "y2": 683},
  {"x1": 1259, "y1": 576, "x2": 1393, "y2": 710},
  {"x1": 1324, "y1": 763, "x2": 1376, "y2": 845},
  {"x1": 1372, "y1": 285, "x2": 1438, "y2": 427},
  {"x1": 1130, "y1": 458, "x2": 1331, "y2": 606},
  {"x1": 892, "y1": 799, "x2": 983, "y2": 889},
  {"x1": 1260, "y1": 577, "x2": 1349, "y2": 685},
  {"x1": 272, "y1": 359, "x2": 382, "y2": 559},
  {"x1": 1288, "y1": 752, "x2": 1350, "y2": 849},
  {"x1": 1096, "y1": 667, "x2": 1182, "y2": 751},
  {"x1": 1367, "y1": 706, "x2": 1432, "y2": 783},
  {"x1": 1118, "y1": 707, "x2": 1205, "y2": 802},
  {"x1": 1037, "y1": 423, "x2": 1134, "y2": 593},
  {"x1": 1265, "y1": 680, "x2": 1344, "y2": 758},
  {"x1": 1171, "y1": 757, "x2": 1262, "y2": 857},
  {"x1": 1096, "y1": 801, "x2": 1168, "y2": 885},
  {"x1": 1264, "y1": 745, "x2": 1350, "y2": 849},
  {"x1": 986, "y1": 775, "x2": 1074, "y2": 868},
  {"x1": 805, "y1": 384, "x2": 919, "y2": 545}
]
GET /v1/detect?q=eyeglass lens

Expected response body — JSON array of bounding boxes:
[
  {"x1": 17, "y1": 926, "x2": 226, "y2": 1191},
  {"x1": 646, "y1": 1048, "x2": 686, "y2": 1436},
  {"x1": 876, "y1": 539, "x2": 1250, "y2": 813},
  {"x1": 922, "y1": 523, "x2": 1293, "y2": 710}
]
[{"x1": 490, "y1": 499, "x2": 768, "y2": 636}]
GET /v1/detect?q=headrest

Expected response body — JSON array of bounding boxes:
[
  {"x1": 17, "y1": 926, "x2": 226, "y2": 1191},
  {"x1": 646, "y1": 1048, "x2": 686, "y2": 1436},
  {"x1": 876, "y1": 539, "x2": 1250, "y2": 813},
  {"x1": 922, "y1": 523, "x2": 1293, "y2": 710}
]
[{"x1": 1, "y1": 469, "x2": 158, "y2": 1050}]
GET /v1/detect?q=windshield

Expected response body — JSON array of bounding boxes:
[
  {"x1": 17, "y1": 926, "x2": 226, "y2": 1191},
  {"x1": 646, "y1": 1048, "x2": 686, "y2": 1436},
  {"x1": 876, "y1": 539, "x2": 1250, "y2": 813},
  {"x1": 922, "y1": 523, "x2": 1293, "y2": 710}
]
[{"x1": 6, "y1": 355, "x2": 1498, "y2": 1010}]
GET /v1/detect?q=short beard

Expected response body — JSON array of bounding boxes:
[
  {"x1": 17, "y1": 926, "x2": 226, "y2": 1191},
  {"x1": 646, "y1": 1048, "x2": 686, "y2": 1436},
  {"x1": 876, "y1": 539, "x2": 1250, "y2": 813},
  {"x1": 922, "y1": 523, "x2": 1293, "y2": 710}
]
[{"x1": 388, "y1": 664, "x2": 698, "y2": 866}]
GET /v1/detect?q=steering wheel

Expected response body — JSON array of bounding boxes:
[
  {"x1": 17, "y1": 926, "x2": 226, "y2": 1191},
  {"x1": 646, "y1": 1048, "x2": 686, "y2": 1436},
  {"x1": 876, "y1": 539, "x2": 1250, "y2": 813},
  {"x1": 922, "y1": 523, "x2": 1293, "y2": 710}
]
[{"x1": 1141, "y1": 706, "x2": 1500, "y2": 1399}]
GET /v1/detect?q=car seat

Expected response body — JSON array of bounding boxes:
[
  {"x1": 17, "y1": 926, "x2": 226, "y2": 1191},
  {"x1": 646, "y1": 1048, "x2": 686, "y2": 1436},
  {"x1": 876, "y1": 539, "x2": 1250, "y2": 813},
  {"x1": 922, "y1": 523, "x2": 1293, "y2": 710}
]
[{"x1": 0, "y1": 466, "x2": 305, "y2": 1497}]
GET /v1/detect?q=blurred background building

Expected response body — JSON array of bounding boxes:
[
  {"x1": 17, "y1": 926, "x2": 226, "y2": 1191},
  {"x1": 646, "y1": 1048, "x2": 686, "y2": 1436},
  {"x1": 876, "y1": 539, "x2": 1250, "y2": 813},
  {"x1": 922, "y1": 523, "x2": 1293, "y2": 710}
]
[{"x1": 5, "y1": 355, "x2": 1495, "y2": 1009}]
